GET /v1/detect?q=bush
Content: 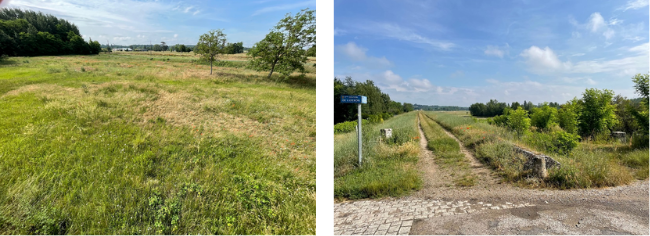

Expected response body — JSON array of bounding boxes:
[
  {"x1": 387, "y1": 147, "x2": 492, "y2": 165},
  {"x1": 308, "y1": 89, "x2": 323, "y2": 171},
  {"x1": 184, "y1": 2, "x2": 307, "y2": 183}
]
[
  {"x1": 367, "y1": 114, "x2": 383, "y2": 123},
  {"x1": 552, "y1": 131, "x2": 580, "y2": 154},
  {"x1": 334, "y1": 120, "x2": 368, "y2": 134}
]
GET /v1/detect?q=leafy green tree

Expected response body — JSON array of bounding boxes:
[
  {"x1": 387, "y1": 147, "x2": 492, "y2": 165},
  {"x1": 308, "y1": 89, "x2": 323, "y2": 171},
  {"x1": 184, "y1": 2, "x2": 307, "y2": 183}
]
[
  {"x1": 89, "y1": 38, "x2": 101, "y2": 54},
  {"x1": 507, "y1": 107, "x2": 531, "y2": 136},
  {"x1": 557, "y1": 98, "x2": 580, "y2": 134},
  {"x1": 612, "y1": 95, "x2": 638, "y2": 134},
  {"x1": 403, "y1": 103, "x2": 414, "y2": 112},
  {"x1": 630, "y1": 73, "x2": 649, "y2": 147},
  {"x1": 530, "y1": 103, "x2": 558, "y2": 131},
  {"x1": 306, "y1": 45, "x2": 315, "y2": 57},
  {"x1": 577, "y1": 88, "x2": 618, "y2": 138},
  {"x1": 195, "y1": 29, "x2": 227, "y2": 75},
  {"x1": 248, "y1": 9, "x2": 315, "y2": 79}
]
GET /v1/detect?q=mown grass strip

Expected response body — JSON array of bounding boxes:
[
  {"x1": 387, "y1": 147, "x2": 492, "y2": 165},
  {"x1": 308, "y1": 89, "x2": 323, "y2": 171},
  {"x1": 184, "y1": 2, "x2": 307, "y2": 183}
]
[{"x1": 418, "y1": 113, "x2": 476, "y2": 187}]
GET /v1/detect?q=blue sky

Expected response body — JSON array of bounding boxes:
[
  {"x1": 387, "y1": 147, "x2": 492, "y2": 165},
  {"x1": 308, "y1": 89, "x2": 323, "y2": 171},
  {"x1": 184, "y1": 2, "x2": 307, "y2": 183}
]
[
  {"x1": 335, "y1": 0, "x2": 649, "y2": 106},
  {"x1": 2, "y1": 0, "x2": 315, "y2": 47}
]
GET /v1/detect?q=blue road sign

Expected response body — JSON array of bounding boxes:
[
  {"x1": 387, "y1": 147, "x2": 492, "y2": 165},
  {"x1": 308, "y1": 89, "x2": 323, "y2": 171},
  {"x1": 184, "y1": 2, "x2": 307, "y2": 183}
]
[{"x1": 341, "y1": 95, "x2": 368, "y2": 104}]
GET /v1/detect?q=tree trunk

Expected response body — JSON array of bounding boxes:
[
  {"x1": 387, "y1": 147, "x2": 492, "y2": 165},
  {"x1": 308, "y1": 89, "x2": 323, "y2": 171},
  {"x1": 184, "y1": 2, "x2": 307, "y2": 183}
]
[
  {"x1": 267, "y1": 60, "x2": 277, "y2": 79},
  {"x1": 210, "y1": 60, "x2": 213, "y2": 75}
]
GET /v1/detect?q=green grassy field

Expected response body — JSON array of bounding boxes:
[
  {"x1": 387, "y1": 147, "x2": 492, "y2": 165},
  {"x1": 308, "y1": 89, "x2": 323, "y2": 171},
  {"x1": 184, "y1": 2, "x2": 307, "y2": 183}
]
[
  {"x1": 334, "y1": 112, "x2": 421, "y2": 200},
  {"x1": 0, "y1": 52, "x2": 315, "y2": 234},
  {"x1": 426, "y1": 111, "x2": 648, "y2": 189}
]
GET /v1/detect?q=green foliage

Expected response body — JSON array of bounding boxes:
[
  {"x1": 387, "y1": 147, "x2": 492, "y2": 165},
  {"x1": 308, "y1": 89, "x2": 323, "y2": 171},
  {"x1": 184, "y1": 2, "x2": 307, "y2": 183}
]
[
  {"x1": 469, "y1": 99, "x2": 508, "y2": 117},
  {"x1": 224, "y1": 42, "x2": 244, "y2": 54},
  {"x1": 577, "y1": 88, "x2": 618, "y2": 138},
  {"x1": 334, "y1": 120, "x2": 369, "y2": 134},
  {"x1": 530, "y1": 103, "x2": 558, "y2": 130},
  {"x1": 195, "y1": 29, "x2": 227, "y2": 74},
  {"x1": 552, "y1": 131, "x2": 580, "y2": 154},
  {"x1": 306, "y1": 45, "x2": 315, "y2": 57},
  {"x1": 248, "y1": 9, "x2": 315, "y2": 79},
  {"x1": 630, "y1": 73, "x2": 649, "y2": 148},
  {"x1": 506, "y1": 107, "x2": 531, "y2": 136},
  {"x1": 334, "y1": 77, "x2": 410, "y2": 124},
  {"x1": 557, "y1": 99, "x2": 580, "y2": 134}
]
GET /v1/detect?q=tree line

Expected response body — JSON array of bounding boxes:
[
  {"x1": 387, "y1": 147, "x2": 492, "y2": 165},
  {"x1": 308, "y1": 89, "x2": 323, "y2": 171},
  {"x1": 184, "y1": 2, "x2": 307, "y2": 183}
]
[
  {"x1": 334, "y1": 77, "x2": 415, "y2": 124},
  {"x1": 483, "y1": 74, "x2": 648, "y2": 148},
  {"x1": 414, "y1": 104, "x2": 468, "y2": 111},
  {"x1": 195, "y1": 9, "x2": 315, "y2": 78},
  {"x1": 0, "y1": 8, "x2": 100, "y2": 57},
  {"x1": 469, "y1": 100, "x2": 561, "y2": 117}
]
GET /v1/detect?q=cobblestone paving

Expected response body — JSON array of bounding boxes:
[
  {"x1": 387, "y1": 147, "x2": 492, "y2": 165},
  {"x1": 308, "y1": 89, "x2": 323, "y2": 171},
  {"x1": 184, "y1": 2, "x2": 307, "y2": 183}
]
[{"x1": 334, "y1": 198, "x2": 535, "y2": 235}]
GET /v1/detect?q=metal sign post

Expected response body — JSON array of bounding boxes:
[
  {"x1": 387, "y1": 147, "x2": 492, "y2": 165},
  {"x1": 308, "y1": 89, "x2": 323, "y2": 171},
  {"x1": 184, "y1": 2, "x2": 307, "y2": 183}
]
[{"x1": 341, "y1": 95, "x2": 367, "y2": 166}]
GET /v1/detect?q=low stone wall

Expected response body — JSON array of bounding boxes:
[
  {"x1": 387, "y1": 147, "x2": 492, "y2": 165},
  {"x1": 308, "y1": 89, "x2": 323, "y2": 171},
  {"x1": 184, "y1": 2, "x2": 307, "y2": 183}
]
[{"x1": 514, "y1": 146, "x2": 561, "y2": 178}]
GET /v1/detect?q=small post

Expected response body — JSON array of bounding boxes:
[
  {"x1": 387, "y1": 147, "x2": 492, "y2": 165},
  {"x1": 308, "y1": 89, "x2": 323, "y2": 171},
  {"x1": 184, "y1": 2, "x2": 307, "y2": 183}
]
[{"x1": 358, "y1": 103, "x2": 362, "y2": 166}]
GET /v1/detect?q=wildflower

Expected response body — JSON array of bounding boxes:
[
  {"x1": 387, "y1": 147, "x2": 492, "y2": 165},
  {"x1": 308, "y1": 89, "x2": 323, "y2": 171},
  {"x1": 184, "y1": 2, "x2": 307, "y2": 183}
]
[{"x1": 291, "y1": 142, "x2": 295, "y2": 145}]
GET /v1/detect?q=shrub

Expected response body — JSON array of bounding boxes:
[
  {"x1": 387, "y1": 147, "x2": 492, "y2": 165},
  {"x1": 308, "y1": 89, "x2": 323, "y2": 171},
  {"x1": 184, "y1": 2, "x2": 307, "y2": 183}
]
[
  {"x1": 552, "y1": 131, "x2": 580, "y2": 154},
  {"x1": 334, "y1": 120, "x2": 369, "y2": 134},
  {"x1": 367, "y1": 114, "x2": 383, "y2": 123}
]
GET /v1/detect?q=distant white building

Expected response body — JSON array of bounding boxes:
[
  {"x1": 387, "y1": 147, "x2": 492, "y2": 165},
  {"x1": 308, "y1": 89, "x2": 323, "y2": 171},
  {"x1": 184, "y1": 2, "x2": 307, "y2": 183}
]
[{"x1": 114, "y1": 48, "x2": 133, "y2": 51}]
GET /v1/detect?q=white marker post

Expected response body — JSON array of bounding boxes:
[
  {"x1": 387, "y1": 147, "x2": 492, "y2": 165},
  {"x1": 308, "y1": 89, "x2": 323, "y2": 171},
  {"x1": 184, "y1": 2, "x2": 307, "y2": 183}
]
[{"x1": 341, "y1": 95, "x2": 367, "y2": 166}]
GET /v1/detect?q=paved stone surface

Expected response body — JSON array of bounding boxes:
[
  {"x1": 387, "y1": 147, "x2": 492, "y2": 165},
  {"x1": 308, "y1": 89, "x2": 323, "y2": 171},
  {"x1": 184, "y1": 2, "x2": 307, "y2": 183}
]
[{"x1": 334, "y1": 198, "x2": 534, "y2": 235}]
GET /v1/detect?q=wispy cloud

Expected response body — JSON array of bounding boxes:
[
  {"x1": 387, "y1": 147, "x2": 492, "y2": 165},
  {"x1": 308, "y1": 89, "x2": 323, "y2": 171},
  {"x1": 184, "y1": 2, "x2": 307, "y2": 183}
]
[
  {"x1": 345, "y1": 22, "x2": 454, "y2": 50},
  {"x1": 251, "y1": 1, "x2": 313, "y2": 16},
  {"x1": 336, "y1": 42, "x2": 393, "y2": 68},
  {"x1": 619, "y1": 0, "x2": 649, "y2": 11},
  {"x1": 484, "y1": 45, "x2": 506, "y2": 58},
  {"x1": 520, "y1": 44, "x2": 648, "y2": 76}
]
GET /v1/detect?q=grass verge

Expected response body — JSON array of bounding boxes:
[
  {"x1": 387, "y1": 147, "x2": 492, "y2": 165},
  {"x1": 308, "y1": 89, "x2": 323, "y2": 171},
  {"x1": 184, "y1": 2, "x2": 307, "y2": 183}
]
[{"x1": 334, "y1": 112, "x2": 421, "y2": 200}]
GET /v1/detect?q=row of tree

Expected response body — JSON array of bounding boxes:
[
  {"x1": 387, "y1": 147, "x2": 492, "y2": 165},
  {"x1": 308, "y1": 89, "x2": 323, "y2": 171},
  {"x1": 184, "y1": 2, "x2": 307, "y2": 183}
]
[
  {"x1": 334, "y1": 77, "x2": 415, "y2": 124},
  {"x1": 486, "y1": 74, "x2": 648, "y2": 147},
  {"x1": 469, "y1": 100, "x2": 561, "y2": 117},
  {"x1": 0, "y1": 8, "x2": 101, "y2": 56},
  {"x1": 413, "y1": 104, "x2": 468, "y2": 111},
  {"x1": 195, "y1": 9, "x2": 315, "y2": 77}
]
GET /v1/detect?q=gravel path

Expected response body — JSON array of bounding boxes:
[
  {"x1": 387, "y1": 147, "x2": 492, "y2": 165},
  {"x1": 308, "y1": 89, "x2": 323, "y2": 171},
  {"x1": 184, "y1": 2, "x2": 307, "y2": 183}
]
[{"x1": 334, "y1": 114, "x2": 649, "y2": 235}]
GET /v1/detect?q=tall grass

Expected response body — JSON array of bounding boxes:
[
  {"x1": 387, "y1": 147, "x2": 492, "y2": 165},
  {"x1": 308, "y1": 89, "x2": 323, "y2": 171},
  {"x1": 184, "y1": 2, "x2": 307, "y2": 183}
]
[
  {"x1": 427, "y1": 111, "x2": 643, "y2": 188},
  {"x1": 334, "y1": 112, "x2": 421, "y2": 199},
  {"x1": 0, "y1": 54, "x2": 315, "y2": 234}
]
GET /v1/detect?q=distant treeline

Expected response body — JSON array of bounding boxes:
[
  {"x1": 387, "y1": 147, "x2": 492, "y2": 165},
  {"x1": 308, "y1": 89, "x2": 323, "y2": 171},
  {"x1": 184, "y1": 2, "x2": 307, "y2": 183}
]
[
  {"x1": 0, "y1": 8, "x2": 100, "y2": 56},
  {"x1": 469, "y1": 100, "x2": 561, "y2": 117},
  {"x1": 334, "y1": 77, "x2": 414, "y2": 124},
  {"x1": 103, "y1": 42, "x2": 249, "y2": 54},
  {"x1": 414, "y1": 104, "x2": 469, "y2": 111}
]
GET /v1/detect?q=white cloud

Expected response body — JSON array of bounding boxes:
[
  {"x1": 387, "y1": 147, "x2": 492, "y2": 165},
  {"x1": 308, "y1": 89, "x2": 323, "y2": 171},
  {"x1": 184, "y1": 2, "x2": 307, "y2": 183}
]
[
  {"x1": 587, "y1": 12, "x2": 606, "y2": 32},
  {"x1": 629, "y1": 42, "x2": 649, "y2": 53},
  {"x1": 251, "y1": 1, "x2": 313, "y2": 16},
  {"x1": 620, "y1": 0, "x2": 649, "y2": 11},
  {"x1": 346, "y1": 22, "x2": 454, "y2": 50},
  {"x1": 336, "y1": 42, "x2": 393, "y2": 68},
  {"x1": 609, "y1": 18, "x2": 623, "y2": 26},
  {"x1": 571, "y1": 53, "x2": 585, "y2": 57},
  {"x1": 520, "y1": 46, "x2": 570, "y2": 73},
  {"x1": 173, "y1": 34, "x2": 178, "y2": 38},
  {"x1": 183, "y1": 6, "x2": 194, "y2": 13},
  {"x1": 484, "y1": 45, "x2": 504, "y2": 58},
  {"x1": 337, "y1": 42, "x2": 367, "y2": 61},
  {"x1": 520, "y1": 45, "x2": 648, "y2": 76}
]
